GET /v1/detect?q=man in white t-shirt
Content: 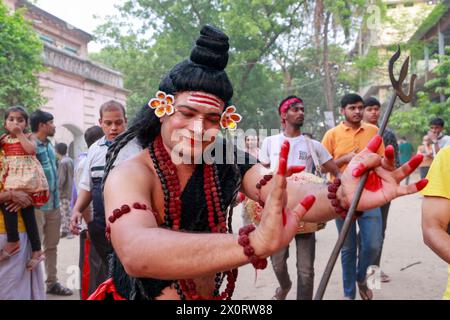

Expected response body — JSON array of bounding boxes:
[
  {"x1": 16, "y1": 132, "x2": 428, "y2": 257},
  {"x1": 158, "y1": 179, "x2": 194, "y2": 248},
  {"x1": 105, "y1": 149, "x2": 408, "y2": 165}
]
[{"x1": 259, "y1": 95, "x2": 339, "y2": 300}]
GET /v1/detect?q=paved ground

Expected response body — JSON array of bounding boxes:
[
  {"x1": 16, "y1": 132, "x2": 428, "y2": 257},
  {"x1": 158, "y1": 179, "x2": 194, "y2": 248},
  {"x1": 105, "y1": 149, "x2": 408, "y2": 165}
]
[{"x1": 48, "y1": 174, "x2": 448, "y2": 300}]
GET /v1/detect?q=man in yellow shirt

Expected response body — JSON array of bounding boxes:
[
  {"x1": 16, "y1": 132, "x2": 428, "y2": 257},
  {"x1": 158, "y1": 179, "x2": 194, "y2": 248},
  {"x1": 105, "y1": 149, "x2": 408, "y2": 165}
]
[
  {"x1": 421, "y1": 146, "x2": 450, "y2": 300},
  {"x1": 322, "y1": 93, "x2": 385, "y2": 300}
]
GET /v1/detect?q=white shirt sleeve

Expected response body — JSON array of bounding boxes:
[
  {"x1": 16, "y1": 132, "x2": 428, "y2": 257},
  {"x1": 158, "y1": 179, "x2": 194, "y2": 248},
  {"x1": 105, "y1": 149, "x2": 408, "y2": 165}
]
[
  {"x1": 313, "y1": 140, "x2": 333, "y2": 165},
  {"x1": 78, "y1": 146, "x2": 94, "y2": 192},
  {"x1": 258, "y1": 137, "x2": 271, "y2": 165},
  {"x1": 113, "y1": 137, "x2": 143, "y2": 166}
]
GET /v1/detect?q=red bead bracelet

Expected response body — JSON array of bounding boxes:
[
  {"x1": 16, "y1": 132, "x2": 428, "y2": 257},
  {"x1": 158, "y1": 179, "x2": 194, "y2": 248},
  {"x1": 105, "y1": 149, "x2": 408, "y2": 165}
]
[
  {"x1": 328, "y1": 178, "x2": 363, "y2": 221},
  {"x1": 238, "y1": 224, "x2": 267, "y2": 270},
  {"x1": 256, "y1": 174, "x2": 273, "y2": 207}
]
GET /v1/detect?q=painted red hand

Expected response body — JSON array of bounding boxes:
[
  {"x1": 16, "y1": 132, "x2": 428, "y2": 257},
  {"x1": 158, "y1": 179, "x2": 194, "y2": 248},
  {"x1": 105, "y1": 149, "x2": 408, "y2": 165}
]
[{"x1": 339, "y1": 135, "x2": 429, "y2": 211}]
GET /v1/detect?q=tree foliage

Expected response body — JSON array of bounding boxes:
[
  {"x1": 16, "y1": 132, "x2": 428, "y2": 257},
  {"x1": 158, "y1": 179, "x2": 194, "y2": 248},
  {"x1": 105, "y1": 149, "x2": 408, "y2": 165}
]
[
  {"x1": 0, "y1": 1, "x2": 45, "y2": 109},
  {"x1": 92, "y1": 0, "x2": 309, "y2": 129},
  {"x1": 91, "y1": 0, "x2": 367, "y2": 136}
]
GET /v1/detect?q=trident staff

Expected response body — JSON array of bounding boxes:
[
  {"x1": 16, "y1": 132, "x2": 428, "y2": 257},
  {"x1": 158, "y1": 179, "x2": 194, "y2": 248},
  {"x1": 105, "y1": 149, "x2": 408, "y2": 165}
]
[{"x1": 314, "y1": 46, "x2": 417, "y2": 300}]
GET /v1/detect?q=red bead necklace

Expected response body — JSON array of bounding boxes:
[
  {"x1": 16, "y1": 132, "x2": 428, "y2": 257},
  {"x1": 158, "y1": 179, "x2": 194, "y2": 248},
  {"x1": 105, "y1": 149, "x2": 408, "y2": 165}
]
[{"x1": 150, "y1": 135, "x2": 237, "y2": 300}]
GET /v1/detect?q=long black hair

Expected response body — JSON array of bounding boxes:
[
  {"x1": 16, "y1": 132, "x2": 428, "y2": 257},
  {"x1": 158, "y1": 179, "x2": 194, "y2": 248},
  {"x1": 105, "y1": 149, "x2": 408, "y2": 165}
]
[{"x1": 103, "y1": 25, "x2": 234, "y2": 184}]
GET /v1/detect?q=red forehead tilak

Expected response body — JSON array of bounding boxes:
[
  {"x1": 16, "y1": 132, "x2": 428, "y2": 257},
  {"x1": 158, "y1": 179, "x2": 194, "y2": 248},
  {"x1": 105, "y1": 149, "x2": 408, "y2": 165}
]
[{"x1": 187, "y1": 92, "x2": 222, "y2": 110}]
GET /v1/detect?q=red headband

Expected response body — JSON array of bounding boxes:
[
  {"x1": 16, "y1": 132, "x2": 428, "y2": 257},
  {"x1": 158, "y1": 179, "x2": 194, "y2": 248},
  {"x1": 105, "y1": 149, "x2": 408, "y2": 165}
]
[{"x1": 279, "y1": 98, "x2": 303, "y2": 116}]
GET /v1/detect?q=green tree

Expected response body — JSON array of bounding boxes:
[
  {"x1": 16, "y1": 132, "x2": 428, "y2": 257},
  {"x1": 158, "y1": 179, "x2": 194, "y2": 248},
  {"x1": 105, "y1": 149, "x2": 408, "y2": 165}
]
[
  {"x1": 92, "y1": 0, "x2": 367, "y2": 134},
  {"x1": 91, "y1": 0, "x2": 306, "y2": 128},
  {"x1": 0, "y1": 1, "x2": 45, "y2": 109},
  {"x1": 311, "y1": 0, "x2": 367, "y2": 113}
]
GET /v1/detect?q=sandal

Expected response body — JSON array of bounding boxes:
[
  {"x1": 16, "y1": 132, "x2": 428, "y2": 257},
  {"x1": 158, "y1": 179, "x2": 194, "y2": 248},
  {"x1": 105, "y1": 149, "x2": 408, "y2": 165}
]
[
  {"x1": 357, "y1": 282, "x2": 373, "y2": 300},
  {"x1": 271, "y1": 285, "x2": 292, "y2": 300},
  {"x1": 26, "y1": 254, "x2": 45, "y2": 271},
  {"x1": 0, "y1": 246, "x2": 20, "y2": 262},
  {"x1": 46, "y1": 282, "x2": 73, "y2": 296},
  {"x1": 380, "y1": 271, "x2": 391, "y2": 283}
]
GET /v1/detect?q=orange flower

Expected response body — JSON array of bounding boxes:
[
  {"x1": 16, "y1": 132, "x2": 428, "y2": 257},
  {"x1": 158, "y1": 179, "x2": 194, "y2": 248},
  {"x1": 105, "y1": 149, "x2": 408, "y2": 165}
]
[
  {"x1": 220, "y1": 106, "x2": 242, "y2": 130},
  {"x1": 148, "y1": 91, "x2": 175, "y2": 118}
]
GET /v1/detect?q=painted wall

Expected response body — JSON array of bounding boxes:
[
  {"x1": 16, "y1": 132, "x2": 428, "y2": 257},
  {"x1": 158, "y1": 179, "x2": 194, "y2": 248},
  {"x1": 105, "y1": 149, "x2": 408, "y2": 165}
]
[
  {"x1": 39, "y1": 70, "x2": 127, "y2": 158},
  {"x1": 5, "y1": 1, "x2": 128, "y2": 158}
]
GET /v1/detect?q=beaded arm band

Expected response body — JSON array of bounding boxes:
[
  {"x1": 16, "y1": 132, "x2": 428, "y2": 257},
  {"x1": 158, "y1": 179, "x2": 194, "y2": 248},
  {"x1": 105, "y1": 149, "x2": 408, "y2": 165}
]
[
  {"x1": 105, "y1": 202, "x2": 157, "y2": 241},
  {"x1": 255, "y1": 174, "x2": 273, "y2": 207},
  {"x1": 327, "y1": 178, "x2": 363, "y2": 221},
  {"x1": 104, "y1": 201, "x2": 238, "y2": 300}
]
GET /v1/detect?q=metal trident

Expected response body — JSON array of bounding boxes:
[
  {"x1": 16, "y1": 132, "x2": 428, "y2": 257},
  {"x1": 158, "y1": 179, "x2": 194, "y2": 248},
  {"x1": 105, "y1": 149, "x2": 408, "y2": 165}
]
[
  {"x1": 314, "y1": 46, "x2": 417, "y2": 300},
  {"x1": 389, "y1": 47, "x2": 417, "y2": 104}
]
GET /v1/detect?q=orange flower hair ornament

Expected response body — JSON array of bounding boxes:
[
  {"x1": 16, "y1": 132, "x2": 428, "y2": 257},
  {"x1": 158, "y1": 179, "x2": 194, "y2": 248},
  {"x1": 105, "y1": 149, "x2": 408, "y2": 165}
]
[
  {"x1": 220, "y1": 106, "x2": 242, "y2": 130},
  {"x1": 148, "y1": 91, "x2": 175, "y2": 118}
]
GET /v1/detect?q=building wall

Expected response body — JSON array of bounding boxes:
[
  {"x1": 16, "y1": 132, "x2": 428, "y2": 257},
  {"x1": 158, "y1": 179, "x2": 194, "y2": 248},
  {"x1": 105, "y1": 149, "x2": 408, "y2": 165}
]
[
  {"x1": 368, "y1": 1, "x2": 436, "y2": 47},
  {"x1": 358, "y1": 0, "x2": 437, "y2": 100},
  {"x1": 39, "y1": 70, "x2": 127, "y2": 157},
  {"x1": 5, "y1": 0, "x2": 128, "y2": 158},
  {"x1": 26, "y1": 10, "x2": 89, "y2": 59}
]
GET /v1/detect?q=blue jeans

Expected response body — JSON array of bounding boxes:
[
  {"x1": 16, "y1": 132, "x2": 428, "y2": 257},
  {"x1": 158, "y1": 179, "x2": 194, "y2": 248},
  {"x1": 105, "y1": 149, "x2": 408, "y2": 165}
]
[{"x1": 335, "y1": 207, "x2": 382, "y2": 299}]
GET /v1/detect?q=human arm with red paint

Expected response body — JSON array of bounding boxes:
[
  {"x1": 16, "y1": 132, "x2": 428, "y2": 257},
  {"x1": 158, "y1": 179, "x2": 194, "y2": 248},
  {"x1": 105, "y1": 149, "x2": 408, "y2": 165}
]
[
  {"x1": 420, "y1": 147, "x2": 450, "y2": 263},
  {"x1": 103, "y1": 147, "x2": 311, "y2": 283},
  {"x1": 242, "y1": 135, "x2": 428, "y2": 224},
  {"x1": 104, "y1": 135, "x2": 426, "y2": 288}
]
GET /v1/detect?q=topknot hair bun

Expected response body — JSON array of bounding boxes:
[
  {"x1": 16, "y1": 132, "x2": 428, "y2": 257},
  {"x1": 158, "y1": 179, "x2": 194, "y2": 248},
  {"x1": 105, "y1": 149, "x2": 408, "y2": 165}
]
[{"x1": 190, "y1": 25, "x2": 230, "y2": 71}]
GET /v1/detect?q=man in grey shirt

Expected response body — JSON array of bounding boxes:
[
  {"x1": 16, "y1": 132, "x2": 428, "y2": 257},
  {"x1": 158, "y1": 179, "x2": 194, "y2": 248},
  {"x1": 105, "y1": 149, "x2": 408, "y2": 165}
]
[{"x1": 56, "y1": 143, "x2": 74, "y2": 239}]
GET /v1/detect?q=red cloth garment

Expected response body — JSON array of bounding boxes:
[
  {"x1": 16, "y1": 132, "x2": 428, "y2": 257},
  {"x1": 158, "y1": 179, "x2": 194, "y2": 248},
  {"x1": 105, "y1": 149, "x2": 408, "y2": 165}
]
[
  {"x1": 88, "y1": 278, "x2": 127, "y2": 300},
  {"x1": 81, "y1": 237, "x2": 90, "y2": 300},
  {"x1": 3, "y1": 141, "x2": 29, "y2": 156}
]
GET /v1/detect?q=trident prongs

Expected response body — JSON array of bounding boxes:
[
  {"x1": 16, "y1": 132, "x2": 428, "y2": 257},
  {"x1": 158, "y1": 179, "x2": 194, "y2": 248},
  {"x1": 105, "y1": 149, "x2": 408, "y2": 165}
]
[{"x1": 388, "y1": 45, "x2": 417, "y2": 103}]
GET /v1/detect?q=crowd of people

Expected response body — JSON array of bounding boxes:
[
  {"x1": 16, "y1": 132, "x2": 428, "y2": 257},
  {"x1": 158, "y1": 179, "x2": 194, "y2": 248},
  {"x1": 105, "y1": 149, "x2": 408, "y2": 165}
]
[{"x1": 0, "y1": 25, "x2": 448, "y2": 301}]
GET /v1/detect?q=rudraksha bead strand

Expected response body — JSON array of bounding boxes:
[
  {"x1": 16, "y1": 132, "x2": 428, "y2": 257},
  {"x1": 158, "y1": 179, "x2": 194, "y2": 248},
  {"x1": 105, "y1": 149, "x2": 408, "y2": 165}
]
[
  {"x1": 327, "y1": 178, "x2": 363, "y2": 221},
  {"x1": 238, "y1": 224, "x2": 267, "y2": 270},
  {"x1": 255, "y1": 174, "x2": 273, "y2": 207},
  {"x1": 149, "y1": 135, "x2": 237, "y2": 300}
]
